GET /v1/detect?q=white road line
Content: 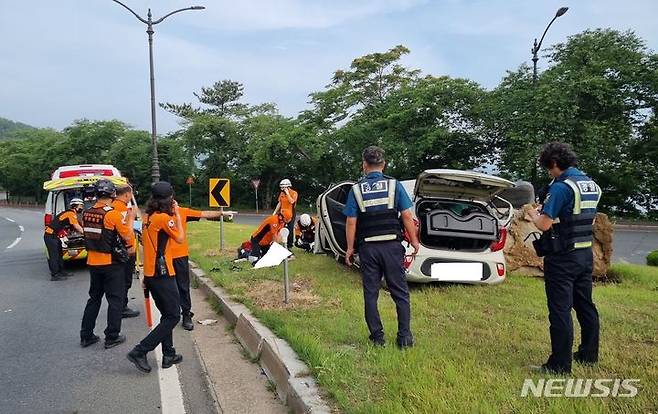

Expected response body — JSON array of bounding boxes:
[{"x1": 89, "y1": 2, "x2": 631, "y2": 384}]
[
  {"x1": 7, "y1": 237, "x2": 22, "y2": 249},
  {"x1": 18, "y1": 225, "x2": 24, "y2": 232},
  {"x1": 5, "y1": 217, "x2": 15, "y2": 223},
  {"x1": 150, "y1": 302, "x2": 187, "y2": 414}
]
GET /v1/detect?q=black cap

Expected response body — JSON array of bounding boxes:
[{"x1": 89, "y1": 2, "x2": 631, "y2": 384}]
[
  {"x1": 151, "y1": 181, "x2": 174, "y2": 199},
  {"x1": 95, "y1": 179, "x2": 116, "y2": 197}
]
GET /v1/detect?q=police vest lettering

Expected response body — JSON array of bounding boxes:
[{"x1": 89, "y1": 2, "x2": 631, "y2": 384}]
[
  {"x1": 48, "y1": 209, "x2": 74, "y2": 233},
  {"x1": 547, "y1": 173, "x2": 602, "y2": 253},
  {"x1": 352, "y1": 176, "x2": 402, "y2": 243},
  {"x1": 83, "y1": 206, "x2": 116, "y2": 253}
]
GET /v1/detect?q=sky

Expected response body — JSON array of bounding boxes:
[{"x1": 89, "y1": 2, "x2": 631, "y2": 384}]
[{"x1": 1, "y1": 0, "x2": 657, "y2": 134}]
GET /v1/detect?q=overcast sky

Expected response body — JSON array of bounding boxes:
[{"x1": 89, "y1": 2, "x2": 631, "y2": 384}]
[{"x1": 1, "y1": 0, "x2": 657, "y2": 134}]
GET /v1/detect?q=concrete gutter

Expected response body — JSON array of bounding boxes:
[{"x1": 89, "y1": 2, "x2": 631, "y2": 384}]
[
  {"x1": 189, "y1": 261, "x2": 332, "y2": 414},
  {"x1": 613, "y1": 224, "x2": 658, "y2": 232}
]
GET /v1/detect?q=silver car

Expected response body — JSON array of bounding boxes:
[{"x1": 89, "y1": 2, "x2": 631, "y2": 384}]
[{"x1": 315, "y1": 169, "x2": 518, "y2": 285}]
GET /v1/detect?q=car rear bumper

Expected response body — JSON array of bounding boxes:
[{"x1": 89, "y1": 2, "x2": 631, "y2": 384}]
[{"x1": 405, "y1": 250, "x2": 506, "y2": 285}]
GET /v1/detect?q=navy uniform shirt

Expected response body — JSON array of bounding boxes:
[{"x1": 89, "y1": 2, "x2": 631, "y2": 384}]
[
  {"x1": 541, "y1": 167, "x2": 585, "y2": 219},
  {"x1": 343, "y1": 171, "x2": 414, "y2": 217}
]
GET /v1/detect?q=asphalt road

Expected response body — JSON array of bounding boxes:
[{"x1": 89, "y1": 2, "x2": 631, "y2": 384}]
[
  {"x1": 0, "y1": 207, "x2": 217, "y2": 414},
  {"x1": 233, "y1": 213, "x2": 657, "y2": 265}
]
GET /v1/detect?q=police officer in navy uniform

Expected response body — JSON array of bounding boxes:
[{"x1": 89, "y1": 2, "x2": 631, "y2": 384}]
[
  {"x1": 344, "y1": 146, "x2": 420, "y2": 348},
  {"x1": 528, "y1": 142, "x2": 602, "y2": 374}
]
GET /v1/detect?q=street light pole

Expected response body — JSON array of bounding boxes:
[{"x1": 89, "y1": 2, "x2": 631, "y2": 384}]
[
  {"x1": 111, "y1": 1, "x2": 205, "y2": 183},
  {"x1": 529, "y1": 6, "x2": 568, "y2": 187},
  {"x1": 531, "y1": 7, "x2": 569, "y2": 85}
]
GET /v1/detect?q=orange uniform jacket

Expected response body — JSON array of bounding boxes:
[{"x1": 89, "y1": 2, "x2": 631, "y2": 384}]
[
  {"x1": 86, "y1": 202, "x2": 134, "y2": 267},
  {"x1": 142, "y1": 212, "x2": 181, "y2": 277},
  {"x1": 111, "y1": 199, "x2": 136, "y2": 249},
  {"x1": 294, "y1": 217, "x2": 317, "y2": 240},
  {"x1": 45, "y1": 210, "x2": 79, "y2": 235},
  {"x1": 171, "y1": 207, "x2": 203, "y2": 259},
  {"x1": 251, "y1": 215, "x2": 285, "y2": 247},
  {"x1": 278, "y1": 189, "x2": 298, "y2": 223}
]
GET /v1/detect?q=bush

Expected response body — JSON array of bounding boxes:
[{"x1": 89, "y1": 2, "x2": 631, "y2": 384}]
[{"x1": 647, "y1": 250, "x2": 658, "y2": 266}]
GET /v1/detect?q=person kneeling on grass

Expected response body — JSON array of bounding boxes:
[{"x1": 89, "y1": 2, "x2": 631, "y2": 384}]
[
  {"x1": 248, "y1": 213, "x2": 287, "y2": 264},
  {"x1": 294, "y1": 213, "x2": 316, "y2": 252}
]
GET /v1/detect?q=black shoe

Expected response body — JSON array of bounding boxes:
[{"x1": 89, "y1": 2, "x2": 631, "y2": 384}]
[
  {"x1": 127, "y1": 349, "x2": 152, "y2": 373},
  {"x1": 80, "y1": 334, "x2": 100, "y2": 348},
  {"x1": 122, "y1": 307, "x2": 140, "y2": 318},
  {"x1": 63, "y1": 272, "x2": 74, "y2": 277},
  {"x1": 396, "y1": 335, "x2": 414, "y2": 349},
  {"x1": 104, "y1": 334, "x2": 126, "y2": 349},
  {"x1": 51, "y1": 274, "x2": 69, "y2": 281},
  {"x1": 181, "y1": 313, "x2": 194, "y2": 331},
  {"x1": 573, "y1": 351, "x2": 598, "y2": 366},
  {"x1": 529, "y1": 363, "x2": 571, "y2": 375},
  {"x1": 162, "y1": 354, "x2": 183, "y2": 369},
  {"x1": 369, "y1": 337, "x2": 385, "y2": 347}
]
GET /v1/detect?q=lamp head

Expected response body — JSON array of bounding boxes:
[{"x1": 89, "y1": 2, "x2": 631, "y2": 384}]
[{"x1": 556, "y1": 7, "x2": 568, "y2": 17}]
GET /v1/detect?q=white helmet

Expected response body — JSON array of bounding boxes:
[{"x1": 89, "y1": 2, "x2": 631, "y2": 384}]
[
  {"x1": 299, "y1": 214, "x2": 312, "y2": 227},
  {"x1": 70, "y1": 198, "x2": 84, "y2": 207},
  {"x1": 280, "y1": 179, "x2": 292, "y2": 188}
]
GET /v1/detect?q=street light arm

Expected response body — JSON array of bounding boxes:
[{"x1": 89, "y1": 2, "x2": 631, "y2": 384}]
[
  {"x1": 111, "y1": 0, "x2": 148, "y2": 24},
  {"x1": 535, "y1": 15, "x2": 559, "y2": 52},
  {"x1": 153, "y1": 6, "x2": 205, "y2": 25}
]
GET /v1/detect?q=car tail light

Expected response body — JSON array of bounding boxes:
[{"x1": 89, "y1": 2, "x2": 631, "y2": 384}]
[
  {"x1": 403, "y1": 255, "x2": 414, "y2": 270},
  {"x1": 44, "y1": 214, "x2": 52, "y2": 227},
  {"x1": 403, "y1": 218, "x2": 420, "y2": 243},
  {"x1": 496, "y1": 263, "x2": 506, "y2": 277},
  {"x1": 490, "y1": 227, "x2": 507, "y2": 252}
]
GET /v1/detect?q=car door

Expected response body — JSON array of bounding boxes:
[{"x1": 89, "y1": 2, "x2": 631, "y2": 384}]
[{"x1": 315, "y1": 181, "x2": 355, "y2": 260}]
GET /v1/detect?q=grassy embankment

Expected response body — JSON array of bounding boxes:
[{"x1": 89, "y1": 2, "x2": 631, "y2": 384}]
[{"x1": 188, "y1": 221, "x2": 658, "y2": 413}]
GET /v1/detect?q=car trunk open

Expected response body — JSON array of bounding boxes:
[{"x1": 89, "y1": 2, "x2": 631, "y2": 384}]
[{"x1": 414, "y1": 170, "x2": 514, "y2": 252}]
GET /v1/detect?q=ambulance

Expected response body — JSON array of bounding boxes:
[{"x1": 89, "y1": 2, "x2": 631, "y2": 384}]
[{"x1": 43, "y1": 164, "x2": 139, "y2": 261}]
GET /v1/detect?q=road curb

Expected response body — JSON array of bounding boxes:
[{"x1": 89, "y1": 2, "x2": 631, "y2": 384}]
[
  {"x1": 613, "y1": 224, "x2": 658, "y2": 232},
  {"x1": 189, "y1": 261, "x2": 332, "y2": 414}
]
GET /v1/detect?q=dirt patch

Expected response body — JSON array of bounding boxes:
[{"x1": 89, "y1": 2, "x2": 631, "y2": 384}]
[
  {"x1": 504, "y1": 204, "x2": 613, "y2": 280},
  {"x1": 243, "y1": 278, "x2": 322, "y2": 310}
]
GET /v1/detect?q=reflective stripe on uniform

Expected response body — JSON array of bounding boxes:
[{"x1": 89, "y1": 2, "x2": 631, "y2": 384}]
[
  {"x1": 363, "y1": 198, "x2": 390, "y2": 208},
  {"x1": 83, "y1": 227, "x2": 102, "y2": 234},
  {"x1": 387, "y1": 179, "x2": 396, "y2": 209},
  {"x1": 574, "y1": 241, "x2": 592, "y2": 249},
  {"x1": 352, "y1": 184, "x2": 366, "y2": 213},
  {"x1": 581, "y1": 200, "x2": 599, "y2": 209},
  {"x1": 563, "y1": 180, "x2": 582, "y2": 214},
  {"x1": 364, "y1": 234, "x2": 398, "y2": 242}
]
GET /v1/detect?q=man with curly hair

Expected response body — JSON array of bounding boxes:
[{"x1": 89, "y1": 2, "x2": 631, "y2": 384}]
[{"x1": 527, "y1": 142, "x2": 602, "y2": 374}]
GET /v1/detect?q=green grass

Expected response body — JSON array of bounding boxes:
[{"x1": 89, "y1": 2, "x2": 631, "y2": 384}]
[{"x1": 188, "y1": 221, "x2": 658, "y2": 413}]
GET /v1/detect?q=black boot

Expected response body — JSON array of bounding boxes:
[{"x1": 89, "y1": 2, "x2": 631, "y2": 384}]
[
  {"x1": 181, "y1": 312, "x2": 194, "y2": 331},
  {"x1": 104, "y1": 334, "x2": 126, "y2": 349},
  {"x1": 162, "y1": 354, "x2": 183, "y2": 369},
  {"x1": 80, "y1": 334, "x2": 100, "y2": 348},
  {"x1": 127, "y1": 349, "x2": 151, "y2": 373},
  {"x1": 51, "y1": 273, "x2": 69, "y2": 281},
  {"x1": 122, "y1": 307, "x2": 140, "y2": 318}
]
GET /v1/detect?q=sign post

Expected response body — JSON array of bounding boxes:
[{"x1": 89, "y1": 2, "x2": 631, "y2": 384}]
[
  {"x1": 251, "y1": 179, "x2": 261, "y2": 214},
  {"x1": 209, "y1": 178, "x2": 231, "y2": 250},
  {"x1": 186, "y1": 176, "x2": 194, "y2": 206}
]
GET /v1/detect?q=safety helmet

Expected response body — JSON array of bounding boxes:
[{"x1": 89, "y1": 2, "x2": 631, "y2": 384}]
[
  {"x1": 95, "y1": 179, "x2": 116, "y2": 198},
  {"x1": 279, "y1": 179, "x2": 292, "y2": 188},
  {"x1": 69, "y1": 198, "x2": 84, "y2": 207},
  {"x1": 299, "y1": 214, "x2": 312, "y2": 227}
]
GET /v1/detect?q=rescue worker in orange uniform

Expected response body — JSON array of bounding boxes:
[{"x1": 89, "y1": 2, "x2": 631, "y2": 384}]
[
  {"x1": 111, "y1": 184, "x2": 140, "y2": 319},
  {"x1": 80, "y1": 180, "x2": 135, "y2": 349},
  {"x1": 171, "y1": 206, "x2": 227, "y2": 330},
  {"x1": 44, "y1": 198, "x2": 84, "y2": 281},
  {"x1": 249, "y1": 213, "x2": 286, "y2": 263},
  {"x1": 273, "y1": 178, "x2": 298, "y2": 249},
  {"x1": 294, "y1": 213, "x2": 316, "y2": 252},
  {"x1": 127, "y1": 182, "x2": 184, "y2": 373}
]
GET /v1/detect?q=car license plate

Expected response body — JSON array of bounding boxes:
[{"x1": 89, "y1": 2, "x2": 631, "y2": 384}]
[{"x1": 430, "y1": 262, "x2": 483, "y2": 282}]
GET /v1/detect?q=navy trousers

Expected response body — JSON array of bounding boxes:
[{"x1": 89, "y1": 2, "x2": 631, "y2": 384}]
[
  {"x1": 544, "y1": 248, "x2": 600, "y2": 372},
  {"x1": 358, "y1": 241, "x2": 412, "y2": 342}
]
